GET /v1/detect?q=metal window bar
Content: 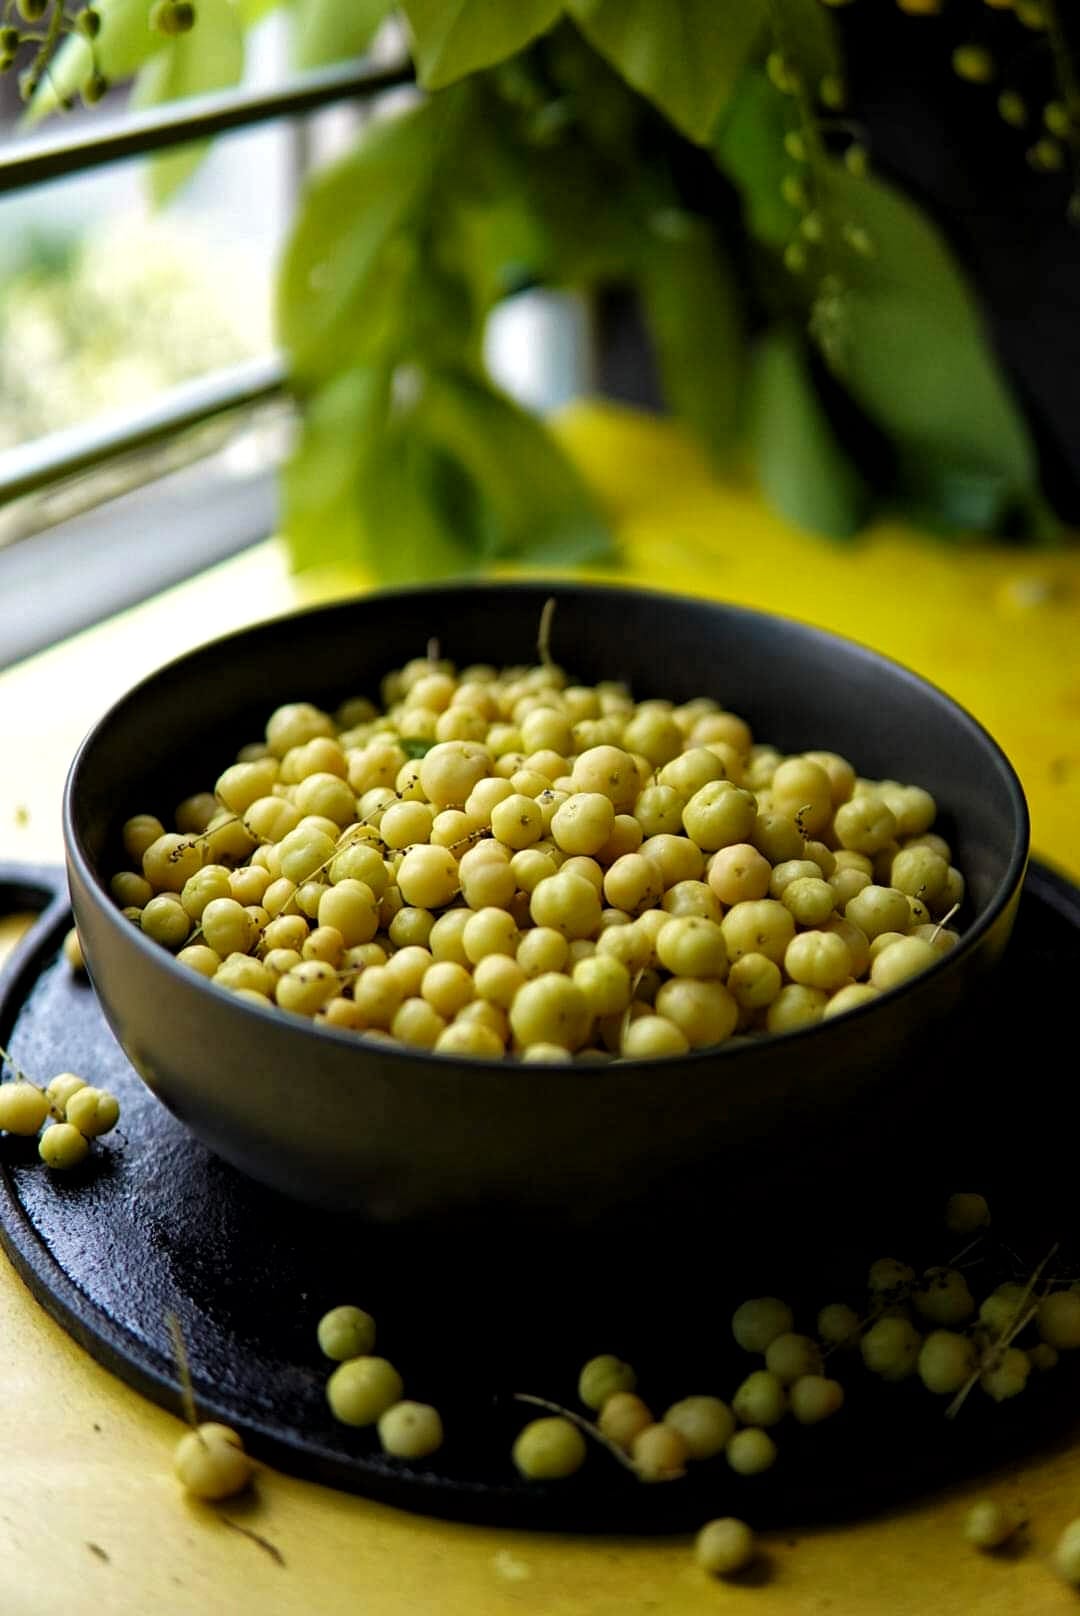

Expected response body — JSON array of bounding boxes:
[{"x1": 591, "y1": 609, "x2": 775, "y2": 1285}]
[
  {"x1": 0, "y1": 56, "x2": 413, "y2": 194},
  {"x1": 0, "y1": 52, "x2": 414, "y2": 665}
]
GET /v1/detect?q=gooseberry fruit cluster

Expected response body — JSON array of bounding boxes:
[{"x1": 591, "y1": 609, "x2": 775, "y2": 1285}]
[
  {"x1": 0, "y1": 1043, "x2": 119, "y2": 1169},
  {"x1": 110, "y1": 644, "x2": 966, "y2": 1063},
  {"x1": 318, "y1": 1303, "x2": 443, "y2": 1459}
]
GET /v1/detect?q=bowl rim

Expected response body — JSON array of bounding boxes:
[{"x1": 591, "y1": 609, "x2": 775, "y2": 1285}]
[{"x1": 62, "y1": 578, "x2": 1031, "y2": 1071}]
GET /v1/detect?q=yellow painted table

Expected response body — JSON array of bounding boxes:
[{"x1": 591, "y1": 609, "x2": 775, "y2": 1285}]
[{"x1": 1, "y1": 404, "x2": 1079, "y2": 1616}]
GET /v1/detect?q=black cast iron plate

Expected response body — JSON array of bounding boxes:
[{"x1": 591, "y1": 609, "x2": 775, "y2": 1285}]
[{"x1": 1, "y1": 861, "x2": 1079, "y2": 1533}]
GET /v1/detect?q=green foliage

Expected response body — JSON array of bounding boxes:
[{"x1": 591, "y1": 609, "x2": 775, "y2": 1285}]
[
  {"x1": 292, "y1": 0, "x2": 395, "y2": 70},
  {"x1": 750, "y1": 327, "x2": 871, "y2": 540},
  {"x1": 637, "y1": 213, "x2": 743, "y2": 464},
  {"x1": 18, "y1": 0, "x2": 1064, "y2": 569},
  {"x1": 821, "y1": 164, "x2": 1038, "y2": 520},
  {"x1": 402, "y1": 0, "x2": 563, "y2": 89},
  {"x1": 26, "y1": 0, "x2": 165, "y2": 121},
  {"x1": 567, "y1": 0, "x2": 766, "y2": 143},
  {"x1": 131, "y1": 0, "x2": 245, "y2": 203}
]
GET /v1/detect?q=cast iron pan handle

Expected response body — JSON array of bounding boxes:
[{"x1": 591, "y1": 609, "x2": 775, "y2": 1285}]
[{"x1": 0, "y1": 863, "x2": 71, "y2": 996}]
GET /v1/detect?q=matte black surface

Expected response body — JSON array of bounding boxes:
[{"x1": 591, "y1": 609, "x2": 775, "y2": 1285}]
[
  {"x1": 1, "y1": 861, "x2": 1079, "y2": 1531},
  {"x1": 63, "y1": 583, "x2": 1029, "y2": 1219}
]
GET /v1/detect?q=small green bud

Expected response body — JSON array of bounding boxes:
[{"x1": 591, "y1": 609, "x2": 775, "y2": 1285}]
[
  {"x1": 783, "y1": 240, "x2": 808, "y2": 275},
  {"x1": 16, "y1": 0, "x2": 48, "y2": 21},
  {"x1": 150, "y1": 0, "x2": 196, "y2": 34},
  {"x1": 845, "y1": 144, "x2": 869, "y2": 178},
  {"x1": 0, "y1": 26, "x2": 19, "y2": 52},
  {"x1": 82, "y1": 69, "x2": 109, "y2": 104},
  {"x1": 819, "y1": 74, "x2": 845, "y2": 110},
  {"x1": 952, "y1": 45, "x2": 995, "y2": 84},
  {"x1": 843, "y1": 223, "x2": 875, "y2": 258},
  {"x1": 1044, "y1": 101, "x2": 1071, "y2": 138},
  {"x1": 77, "y1": 7, "x2": 101, "y2": 38},
  {"x1": 767, "y1": 52, "x2": 799, "y2": 95},
  {"x1": 781, "y1": 173, "x2": 809, "y2": 209},
  {"x1": 997, "y1": 90, "x2": 1027, "y2": 127},
  {"x1": 1027, "y1": 137, "x2": 1064, "y2": 172},
  {"x1": 783, "y1": 130, "x2": 807, "y2": 162},
  {"x1": 800, "y1": 211, "x2": 824, "y2": 243}
]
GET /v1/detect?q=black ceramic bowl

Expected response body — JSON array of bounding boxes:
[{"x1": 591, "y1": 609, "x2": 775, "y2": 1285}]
[{"x1": 63, "y1": 582, "x2": 1028, "y2": 1223}]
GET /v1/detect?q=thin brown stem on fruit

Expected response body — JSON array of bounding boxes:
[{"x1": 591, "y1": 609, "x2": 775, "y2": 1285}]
[
  {"x1": 510, "y1": 1392, "x2": 649, "y2": 1478},
  {"x1": 166, "y1": 1309, "x2": 201, "y2": 1433},
  {"x1": 0, "y1": 1042, "x2": 37, "y2": 1087},
  {"x1": 945, "y1": 1243, "x2": 1059, "y2": 1420},
  {"x1": 537, "y1": 597, "x2": 557, "y2": 671},
  {"x1": 931, "y1": 903, "x2": 960, "y2": 945}
]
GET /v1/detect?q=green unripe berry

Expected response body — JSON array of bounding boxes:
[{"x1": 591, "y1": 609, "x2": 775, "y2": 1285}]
[
  {"x1": 577, "y1": 1354, "x2": 636, "y2": 1411},
  {"x1": 317, "y1": 1305, "x2": 377, "y2": 1361},
  {"x1": 512, "y1": 1416, "x2": 586, "y2": 1480},
  {"x1": 1015, "y1": 0, "x2": 1046, "y2": 26},
  {"x1": 326, "y1": 1356, "x2": 404, "y2": 1427},
  {"x1": 945, "y1": 1192, "x2": 990, "y2": 1234}
]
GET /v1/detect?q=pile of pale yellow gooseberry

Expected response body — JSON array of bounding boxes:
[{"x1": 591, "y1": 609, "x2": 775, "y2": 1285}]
[{"x1": 110, "y1": 645, "x2": 966, "y2": 1059}]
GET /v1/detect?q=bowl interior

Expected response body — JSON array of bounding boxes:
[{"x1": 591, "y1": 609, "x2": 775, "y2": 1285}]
[{"x1": 69, "y1": 582, "x2": 1028, "y2": 923}]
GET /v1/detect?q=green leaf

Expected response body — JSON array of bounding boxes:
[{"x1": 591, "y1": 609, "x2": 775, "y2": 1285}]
[
  {"x1": 712, "y1": 68, "x2": 793, "y2": 248},
  {"x1": 402, "y1": 0, "x2": 564, "y2": 90},
  {"x1": 400, "y1": 737, "x2": 437, "y2": 758},
  {"x1": 276, "y1": 101, "x2": 445, "y2": 387},
  {"x1": 131, "y1": 0, "x2": 245, "y2": 205},
  {"x1": 638, "y1": 214, "x2": 743, "y2": 464},
  {"x1": 567, "y1": 0, "x2": 766, "y2": 143},
  {"x1": 241, "y1": 0, "x2": 284, "y2": 22},
  {"x1": 292, "y1": 0, "x2": 395, "y2": 71},
  {"x1": 822, "y1": 166, "x2": 1038, "y2": 503},
  {"x1": 358, "y1": 432, "x2": 485, "y2": 581},
  {"x1": 414, "y1": 368, "x2": 616, "y2": 565},
  {"x1": 280, "y1": 367, "x2": 390, "y2": 571},
  {"x1": 25, "y1": 0, "x2": 165, "y2": 124},
  {"x1": 750, "y1": 327, "x2": 872, "y2": 540}
]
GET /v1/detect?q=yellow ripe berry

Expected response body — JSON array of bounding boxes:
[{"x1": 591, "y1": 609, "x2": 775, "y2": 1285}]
[
  {"x1": 0, "y1": 1080, "x2": 50, "y2": 1136},
  {"x1": 695, "y1": 1517, "x2": 756, "y2": 1576},
  {"x1": 662, "y1": 1396, "x2": 735, "y2": 1459},
  {"x1": 598, "y1": 1392, "x2": 653, "y2": 1451},
  {"x1": 64, "y1": 1087, "x2": 120, "y2": 1139},
  {"x1": 377, "y1": 1401, "x2": 444, "y2": 1459},
  {"x1": 38, "y1": 1122, "x2": 90, "y2": 1170},
  {"x1": 62, "y1": 927, "x2": 86, "y2": 971},
  {"x1": 631, "y1": 1423, "x2": 688, "y2": 1481},
  {"x1": 964, "y1": 1497, "x2": 1025, "y2": 1550},
  {"x1": 578, "y1": 1355, "x2": 636, "y2": 1411},
  {"x1": 326, "y1": 1356, "x2": 404, "y2": 1426},
  {"x1": 174, "y1": 1423, "x2": 254, "y2": 1501}
]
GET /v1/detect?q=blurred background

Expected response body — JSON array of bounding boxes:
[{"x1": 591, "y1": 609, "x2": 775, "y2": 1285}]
[{"x1": 0, "y1": 0, "x2": 1077, "y2": 667}]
